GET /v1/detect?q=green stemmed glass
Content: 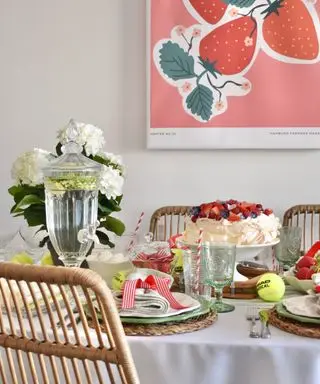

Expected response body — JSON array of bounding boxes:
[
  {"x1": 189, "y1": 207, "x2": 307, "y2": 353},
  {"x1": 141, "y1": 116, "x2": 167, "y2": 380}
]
[{"x1": 202, "y1": 242, "x2": 236, "y2": 313}]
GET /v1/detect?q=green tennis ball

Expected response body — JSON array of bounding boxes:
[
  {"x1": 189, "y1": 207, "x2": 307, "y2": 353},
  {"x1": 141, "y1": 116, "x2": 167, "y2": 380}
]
[
  {"x1": 10, "y1": 252, "x2": 34, "y2": 265},
  {"x1": 256, "y1": 273, "x2": 285, "y2": 302},
  {"x1": 40, "y1": 252, "x2": 54, "y2": 266},
  {"x1": 112, "y1": 271, "x2": 128, "y2": 291}
]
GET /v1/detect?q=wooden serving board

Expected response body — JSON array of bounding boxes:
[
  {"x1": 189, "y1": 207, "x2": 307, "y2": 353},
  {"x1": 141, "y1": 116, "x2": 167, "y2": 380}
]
[{"x1": 213, "y1": 276, "x2": 262, "y2": 299}]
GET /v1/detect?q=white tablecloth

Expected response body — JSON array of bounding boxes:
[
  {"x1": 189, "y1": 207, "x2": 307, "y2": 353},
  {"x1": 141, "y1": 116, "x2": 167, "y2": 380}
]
[
  {"x1": 128, "y1": 301, "x2": 320, "y2": 384},
  {"x1": 1, "y1": 294, "x2": 320, "y2": 384}
]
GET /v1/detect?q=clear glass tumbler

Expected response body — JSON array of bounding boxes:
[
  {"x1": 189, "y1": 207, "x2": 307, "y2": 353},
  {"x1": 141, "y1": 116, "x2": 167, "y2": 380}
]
[{"x1": 182, "y1": 248, "x2": 212, "y2": 300}]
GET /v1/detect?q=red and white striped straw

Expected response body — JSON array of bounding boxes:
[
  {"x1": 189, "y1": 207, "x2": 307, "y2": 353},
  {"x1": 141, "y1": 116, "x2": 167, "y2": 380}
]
[
  {"x1": 195, "y1": 228, "x2": 203, "y2": 294},
  {"x1": 127, "y1": 212, "x2": 145, "y2": 252}
]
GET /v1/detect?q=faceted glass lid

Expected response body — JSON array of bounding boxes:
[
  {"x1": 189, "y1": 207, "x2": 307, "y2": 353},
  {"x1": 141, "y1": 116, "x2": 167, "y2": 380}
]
[{"x1": 43, "y1": 119, "x2": 102, "y2": 177}]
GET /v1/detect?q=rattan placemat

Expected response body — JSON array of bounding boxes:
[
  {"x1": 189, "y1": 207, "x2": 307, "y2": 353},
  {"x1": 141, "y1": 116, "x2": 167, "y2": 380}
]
[
  {"x1": 89, "y1": 310, "x2": 217, "y2": 337},
  {"x1": 269, "y1": 308, "x2": 320, "y2": 339}
]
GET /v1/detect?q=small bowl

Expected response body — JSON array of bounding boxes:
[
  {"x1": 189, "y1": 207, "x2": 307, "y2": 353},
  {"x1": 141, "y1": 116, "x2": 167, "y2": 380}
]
[
  {"x1": 87, "y1": 251, "x2": 134, "y2": 288},
  {"x1": 132, "y1": 259, "x2": 172, "y2": 274}
]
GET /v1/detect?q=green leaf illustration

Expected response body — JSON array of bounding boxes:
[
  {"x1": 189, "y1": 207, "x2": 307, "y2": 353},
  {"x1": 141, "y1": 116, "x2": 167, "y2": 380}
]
[
  {"x1": 222, "y1": 0, "x2": 256, "y2": 7},
  {"x1": 186, "y1": 84, "x2": 213, "y2": 121},
  {"x1": 159, "y1": 41, "x2": 196, "y2": 80}
]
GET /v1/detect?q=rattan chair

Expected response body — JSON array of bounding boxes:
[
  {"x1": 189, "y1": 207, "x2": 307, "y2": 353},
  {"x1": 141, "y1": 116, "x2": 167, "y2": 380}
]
[
  {"x1": 0, "y1": 263, "x2": 139, "y2": 384},
  {"x1": 149, "y1": 206, "x2": 192, "y2": 241},
  {"x1": 283, "y1": 204, "x2": 320, "y2": 253}
]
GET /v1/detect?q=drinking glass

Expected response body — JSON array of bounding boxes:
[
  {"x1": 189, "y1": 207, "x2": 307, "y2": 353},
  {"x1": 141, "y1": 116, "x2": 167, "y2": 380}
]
[
  {"x1": 275, "y1": 227, "x2": 302, "y2": 271},
  {"x1": 19, "y1": 225, "x2": 48, "y2": 263},
  {"x1": 202, "y1": 243, "x2": 236, "y2": 313},
  {"x1": 182, "y1": 249, "x2": 211, "y2": 300},
  {"x1": 0, "y1": 231, "x2": 17, "y2": 261}
]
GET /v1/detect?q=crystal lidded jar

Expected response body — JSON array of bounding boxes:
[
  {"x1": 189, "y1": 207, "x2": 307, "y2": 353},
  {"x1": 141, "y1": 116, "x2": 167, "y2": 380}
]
[{"x1": 43, "y1": 120, "x2": 102, "y2": 267}]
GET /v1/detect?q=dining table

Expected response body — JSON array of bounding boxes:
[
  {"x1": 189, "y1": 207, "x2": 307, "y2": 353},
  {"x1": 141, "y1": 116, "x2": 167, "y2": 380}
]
[
  {"x1": 128, "y1": 295, "x2": 320, "y2": 384},
  {"x1": 1, "y1": 288, "x2": 319, "y2": 384}
]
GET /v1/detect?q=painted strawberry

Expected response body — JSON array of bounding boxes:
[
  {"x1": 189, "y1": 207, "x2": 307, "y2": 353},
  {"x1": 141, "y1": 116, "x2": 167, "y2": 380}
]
[
  {"x1": 262, "y1": 0, "x2": 319, "y2": 60},
  {"x1": 315, "y1": 285, "x2": 320, "y2": 294},
  {"x1": 188, "y1": 0, "x2": 227, "y2": 25},
  {"x1": 199, "y1": 16, "x2": 258, "y2": 75},
  {"x1": 296, "y1": 256, "x2": 316, "y2": 269}
]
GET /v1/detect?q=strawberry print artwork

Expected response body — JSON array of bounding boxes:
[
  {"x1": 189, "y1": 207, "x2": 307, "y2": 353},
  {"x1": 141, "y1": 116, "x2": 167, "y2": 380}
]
[{"x1": 153, "y1": 0, "x2": 320, "y2": 122}]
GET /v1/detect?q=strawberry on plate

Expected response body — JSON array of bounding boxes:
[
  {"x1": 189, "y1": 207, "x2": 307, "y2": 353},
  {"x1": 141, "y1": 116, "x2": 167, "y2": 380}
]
[
  {"x1": 187, "y1": 0, "x2": 227, "y2": 25},
  {"x1": 295, "y1": 266, "x2": 314, "y2": 280},
  {"x1": 296, "y1": 256, "x2": 316, "y2": 269},
  {"x1": 262, "y1": 0, "x2": 319, "y2": 61},
  {"x1": 199, "y1": 16, "x2": 258, "y2": 76}
]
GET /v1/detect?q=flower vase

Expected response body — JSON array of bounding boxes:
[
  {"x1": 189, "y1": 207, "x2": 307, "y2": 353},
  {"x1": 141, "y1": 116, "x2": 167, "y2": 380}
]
[{"x1": 47, "y1": 240, "x2": 91, "y2": 268}]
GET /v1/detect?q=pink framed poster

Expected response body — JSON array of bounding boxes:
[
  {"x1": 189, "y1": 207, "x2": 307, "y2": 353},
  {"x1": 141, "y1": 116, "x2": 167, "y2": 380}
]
[{"x1": 147, "y1": 0, "x2": 320, "y2": 148}]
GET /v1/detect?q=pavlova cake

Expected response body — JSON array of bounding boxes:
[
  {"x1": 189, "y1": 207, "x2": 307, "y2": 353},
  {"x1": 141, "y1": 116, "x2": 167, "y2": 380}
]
[{"x1": 182, "y1": 199, "x2": 280, "y2": 245}]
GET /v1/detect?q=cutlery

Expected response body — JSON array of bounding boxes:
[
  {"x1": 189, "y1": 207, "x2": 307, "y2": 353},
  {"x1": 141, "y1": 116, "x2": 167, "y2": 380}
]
[{"x1": 247, "y1": 306, "x2": 260, "y2": 338}]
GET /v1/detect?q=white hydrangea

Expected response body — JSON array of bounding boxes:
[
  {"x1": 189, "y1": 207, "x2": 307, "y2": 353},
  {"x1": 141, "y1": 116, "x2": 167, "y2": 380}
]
[
  {"x1": 11, "y1": 148, "x2": 54, "y2": 186},
  {"x1": 99, "y1": 165, "x2": 124, "y2": 199},
  {"x1": 57, "y1": 120, "x2": 105, "y2": 156},
  {"x1": 99, "y1": 151, "x2": 126, "y2": 176}
]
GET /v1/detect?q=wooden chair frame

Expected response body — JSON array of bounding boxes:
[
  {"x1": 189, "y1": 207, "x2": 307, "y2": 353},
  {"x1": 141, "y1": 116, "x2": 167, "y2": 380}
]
[
  {"x1": 283, "y1": 204, "x2": 320, "y2": 253},
  {"x1": 149, "y1": 206, "x2": 191, "y2": 241},
  {"x1": 0, "y1": 263, "x2": 139, "y2": 384}
]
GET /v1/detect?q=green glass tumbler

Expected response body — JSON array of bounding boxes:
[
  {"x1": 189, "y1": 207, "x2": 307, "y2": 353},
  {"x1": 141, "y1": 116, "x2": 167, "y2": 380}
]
[{"x1": 202, "y1": 243, "x2": 236, "y2": 313}]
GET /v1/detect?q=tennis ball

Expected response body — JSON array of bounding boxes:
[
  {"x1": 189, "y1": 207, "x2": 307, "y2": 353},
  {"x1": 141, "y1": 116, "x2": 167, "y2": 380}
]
[
  {"x1": 112, "y1": 271, "x2": 128, "y2": 291},
  {"x1": 40, "y1": 252, "x2": 54, "y2": 266},
  {"x1": 10, "y1": 252, "x2": 34, "y2": 265},
  {"x1": 256, "y1": 273, "x2": 285, "y2": 302}
]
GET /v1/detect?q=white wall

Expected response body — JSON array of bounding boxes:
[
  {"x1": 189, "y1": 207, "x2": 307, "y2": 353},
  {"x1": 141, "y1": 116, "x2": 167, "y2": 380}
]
[{"x1": 1, "y1": 0, "x2": 319, "y2": 236}]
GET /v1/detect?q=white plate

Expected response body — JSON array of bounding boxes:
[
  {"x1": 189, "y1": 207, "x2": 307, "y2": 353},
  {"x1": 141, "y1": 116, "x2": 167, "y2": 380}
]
[{"x1": 119, "y1": 292, "x2": 201, "y2": 318}]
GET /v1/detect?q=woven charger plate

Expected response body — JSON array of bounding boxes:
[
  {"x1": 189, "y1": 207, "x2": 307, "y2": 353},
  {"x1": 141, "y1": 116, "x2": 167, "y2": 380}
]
[
  {"x1": 269, "y1": 308, "x2": 320, "y2": 339},
  {"x1": 89, "y1": 310, "x2": 217, "y2": 337}
]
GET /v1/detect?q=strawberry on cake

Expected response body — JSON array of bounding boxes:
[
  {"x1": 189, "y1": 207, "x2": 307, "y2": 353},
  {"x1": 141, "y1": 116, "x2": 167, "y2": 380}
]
[{"x1": 182, "y1": 199, "x2": 280, "y2": 246}]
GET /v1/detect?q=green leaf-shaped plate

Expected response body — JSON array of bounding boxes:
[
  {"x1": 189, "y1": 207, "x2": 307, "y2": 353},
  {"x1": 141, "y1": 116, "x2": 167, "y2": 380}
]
[{"x1": 275, "y1": 303, "x2": 320, "y2": 325}]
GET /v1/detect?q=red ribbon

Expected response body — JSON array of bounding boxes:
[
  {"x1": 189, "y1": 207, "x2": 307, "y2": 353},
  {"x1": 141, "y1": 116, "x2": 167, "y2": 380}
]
[{"x1": 121, "y1": 275, "x2": 188, "y2": 310}]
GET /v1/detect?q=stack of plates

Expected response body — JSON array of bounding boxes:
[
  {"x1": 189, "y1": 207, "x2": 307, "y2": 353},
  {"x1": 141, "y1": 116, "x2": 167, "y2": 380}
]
[
  {"x1": 119, "y1": 293, "x2": 213, "y2": 325},
  {"x1": 269, "y1": 294, "x2": 320, "y2": 339}
]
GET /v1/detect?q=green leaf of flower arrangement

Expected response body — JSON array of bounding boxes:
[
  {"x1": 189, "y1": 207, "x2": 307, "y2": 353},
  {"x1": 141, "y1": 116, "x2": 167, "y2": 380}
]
[
  {"x1": 23, "y1": 205, "x2": 46, "y2": 227},
  {"x1": 222, "y1": 0, "x2": 256, "y2": 7},
  {"x1": 159, "y1": 41, "x2": 196, "y2": 80},
  {"x1": 9, "y1": 185, "x2": 45, "y2": 204},
  {"x1": 98, "y1": 195, "x2": 121, "y2": 214},
  {"x1": 100, "y1": 216, "x2": 125, "y2": 236},
  {"x1": 95, "y1": 230, "x2": 115, "y2": 247},
  {"x1": 12, "y1": 194, "x2": 44, "y2": 213},
  {"x1": 186, "y1": 84, "x2": 213, "y2": 121}
]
